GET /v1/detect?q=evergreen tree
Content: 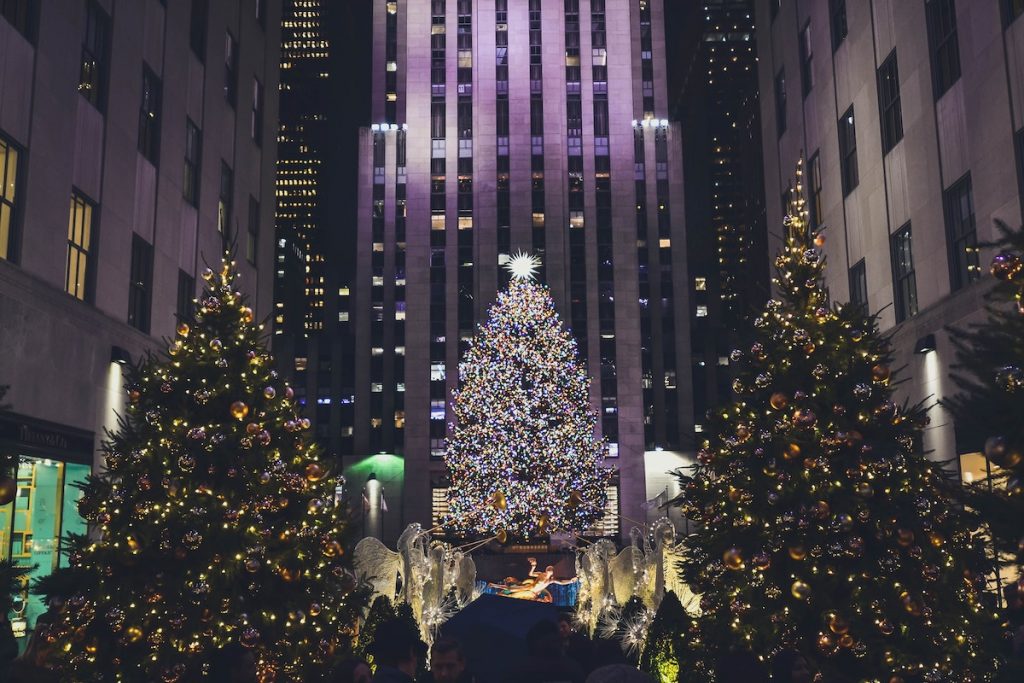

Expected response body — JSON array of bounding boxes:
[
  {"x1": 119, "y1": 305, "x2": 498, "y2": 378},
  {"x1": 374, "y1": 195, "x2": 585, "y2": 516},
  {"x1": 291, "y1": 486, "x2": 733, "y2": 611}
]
[
  {"x1": 354, "y1": 595, "x2": 397, "y2": 670},
  {"x1": 445, "y1": 254, "x2": 611, "y2": 539},
  {"x1": 944, "y1": 221, "x2": 1024, "y2": 573},
  {"x1": 639, "y1": 592, "x2": 691, "y2": 683},
  {"x1": 676, "y1": 165, "x2": 1000, "y2": 682},
  {"x1": 50, "y1": 258, "x2": 364, "y2": 682}
]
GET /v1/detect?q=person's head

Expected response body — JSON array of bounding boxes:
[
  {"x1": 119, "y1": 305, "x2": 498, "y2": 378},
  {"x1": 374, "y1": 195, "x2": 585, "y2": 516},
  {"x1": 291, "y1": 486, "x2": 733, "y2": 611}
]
[
  {"x1": 209, "y1": 642, "x2": 258, "y2": 683},
  {"x1": 331, "y1": 657, "x2": 372, "y2": 683},
  {"x1": 429, "y1": 637, "x2": 466, "y2": 683},
  {"x1": 556, "y1": 612, "x2": 575, "y2": 639},
  {"x1": 369, "y1": 618, "x2": 427, "y2": 676},
  {"x1": 715, "y1": 649, "x2": 768, "y2": 683},
  {"x1": 525, "y1": 619, "x2": 561, "y2": 659},
  {"x1": 771, "y1": 649, "x2": 813, "y2": 683}
]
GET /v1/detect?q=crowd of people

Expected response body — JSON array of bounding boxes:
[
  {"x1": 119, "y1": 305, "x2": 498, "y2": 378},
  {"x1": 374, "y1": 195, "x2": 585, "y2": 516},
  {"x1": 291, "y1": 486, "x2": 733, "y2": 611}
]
[{"x1": 2, "y1": 584, "x2": 1023, "y2": 681}]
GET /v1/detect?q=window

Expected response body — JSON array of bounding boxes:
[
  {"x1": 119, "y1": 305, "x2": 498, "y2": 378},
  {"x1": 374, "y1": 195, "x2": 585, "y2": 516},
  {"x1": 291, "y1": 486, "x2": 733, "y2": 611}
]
[
  {"x1": 66, "y1": 192, "x2": 94, "y2": 301},
  {"x1": 877, "y1": 50, "x2": 903, "y2": 154},
  {"x1": 218, "y1": 161, "x2": 233, "y2": 237},
  {"x1": 0, "y1": 134, "x2": 20, "y2": 262},
  {"x1": 247, "y1": 195, "x2": 259, "y2": 264},
  {"x1": 799, "y1": 21, "x2": 813, "y2": 97},
  {"x1": 848, "y1": 259, "x2": 867, "y2": 311},
  {"x1": 251, "y1": 78, "x2": 263, "y2": 145},
  {"x1": 1005, "y1": 0, "x2": 1024, "y2": 26},
  {"x1": 190, "y1": 0, "x2": 208, "y2": 61},
  {"x1": 138, "y1": 65, "x2": 161, "y2": 165},
  {"x1": 79, "y1": 1, "x2": 110, "y2": 111},
  {"x1": 926, "y1": 0, "x2": 961, "y2": 99},
  {"x1": 774, "y1": 68, "x2": 786, "y2": 137},
  {"x1": 224, "y1": 32, "x2": 238, "y2": 107},
  {"x1": 0, "y1": 0, "x2": 34, "y2": 39},
  {"x1": 183, "y1": 119, "x2": 201, "y2": 206},
  {"x1": 829, "y1": 0, "x2": 847, "y2": 52},
  {"x1": 128, "y1": 234, "x2": 153, "y2": 333},
  {"x1": 944, "y1": 173, "x2": 979, "y2": 291},
  {"x1": 838, "y1": 106, "x2": 858, "y2": 196},
  {"x1": 807, "y1": 151, "x2": 823, "y2": 228},
  {"x1": 890, "y1": 224, "x2": 918, "y2": 323},
  {"x1": 177, "y1": 270, "x2": 195, "y2": 322}
]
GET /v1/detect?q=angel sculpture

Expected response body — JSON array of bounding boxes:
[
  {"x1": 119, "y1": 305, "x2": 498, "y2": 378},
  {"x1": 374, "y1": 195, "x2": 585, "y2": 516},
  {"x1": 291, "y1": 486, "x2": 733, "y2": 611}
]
[
  {"x1": 576, "y1": 539, "x2": 617, "y2": 635},
  {"x1": 608, "y1": 527, "x2": 647, "y2": 607},
  {"x1": 647, "y1": 517, "x2": 699, "y2": 614},
  {"x1": 450, "y1": 549, "x2": 478, "y2": 608},
  {"x1": 352, "y1": 536, "x2": 403, "y2": 603}
]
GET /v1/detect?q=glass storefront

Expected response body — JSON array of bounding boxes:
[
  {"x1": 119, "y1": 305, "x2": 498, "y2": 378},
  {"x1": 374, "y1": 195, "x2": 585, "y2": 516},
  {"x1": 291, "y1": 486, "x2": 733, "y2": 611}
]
[{"x1": 1, "y1": 456, "x2": 90, "y2": 643}]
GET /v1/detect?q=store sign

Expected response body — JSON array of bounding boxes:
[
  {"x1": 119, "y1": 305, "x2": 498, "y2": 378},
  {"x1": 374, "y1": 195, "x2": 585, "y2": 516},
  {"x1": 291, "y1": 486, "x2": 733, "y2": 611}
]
[{"x1": 0, "y1": 412, "x2": 94, "y2": 459}]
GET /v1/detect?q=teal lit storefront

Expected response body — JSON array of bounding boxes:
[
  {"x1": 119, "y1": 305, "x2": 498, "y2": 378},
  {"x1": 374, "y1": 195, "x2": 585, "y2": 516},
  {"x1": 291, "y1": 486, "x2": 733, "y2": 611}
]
[{"x1": 0, "y1": 412, "x2": 91, "y2": 646}]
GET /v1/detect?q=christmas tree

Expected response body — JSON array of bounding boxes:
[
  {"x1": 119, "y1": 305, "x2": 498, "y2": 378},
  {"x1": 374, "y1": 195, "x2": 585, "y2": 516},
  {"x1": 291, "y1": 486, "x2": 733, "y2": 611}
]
[
  {"x1": 445, "y1": 253, "x2": 611, "y2": 539},
  {"x1": 50, "y1": 258, "x2": 364, "y2": 682},
  {"x1": 944, "y1": 221, "x2": 1024, "y2": 574},
  {"x1": 676, "y1": 164, "x2": 1000, "y2": 681},
  {"x1": 639, "y1": 591, "x2": 691, "y2": 683}
]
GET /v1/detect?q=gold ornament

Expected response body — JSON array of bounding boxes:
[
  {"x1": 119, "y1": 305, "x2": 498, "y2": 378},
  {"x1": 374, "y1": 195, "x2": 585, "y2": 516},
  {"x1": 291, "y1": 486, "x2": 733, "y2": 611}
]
[
  {"x1": 0, "y1": 478, "x2": 16, "y2": 506},
  {"x1": 230, "y1": 401, "x2": 249, "y2": 420},
  {"x1": 788, "y1": 545, "x2": 807, "y2": 561},
  {"x1": 125, "y1": 626, "x2": 144, "y2": 643},
  {"x1": 814, "y1": 233, "x2": 826, "y2": 248},
  {"x1": 305, "y1": 462, "x2": 326, "y2": 481},
  {"x1": 202, "y1": 267, "x2": 215, "y2": 281},
  {"x1": 871, "y1": 364, "x2": 891, "y2": 383},
  {"x1": 490, "y1": 491, "x2": 507, "y2": 511},
  {"x1": 126, "y1": 535, "x2": 141, "y2": 552},
  {"x1": 896, "y1": 528, "x2": 915, "y2": 547},
  {"x1": 723, "y1": 547, "x2": 745, "y2": 570},
  {"x1": 241, "y1": 307, "x2": 255, "y2": 324},
  {"x1": 791, "y1": 580, "x2": 811, "y2": 600},
  {"x1": 783, "y1": 443, "x2": 802, "y2": 460},
  {"x1": 769, "y1": 392, "x2": 789, "y2": 410},
  {"x1": 176, "y1": 322, "x2": 190, "y2": 337},
  {"x1": 827, "y1": 613, "x2": 849, "y2": 635}
]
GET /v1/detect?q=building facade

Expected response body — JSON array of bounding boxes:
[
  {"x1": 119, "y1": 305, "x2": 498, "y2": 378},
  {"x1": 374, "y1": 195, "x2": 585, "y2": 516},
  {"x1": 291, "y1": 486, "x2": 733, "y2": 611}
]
[
  {"x1": 756, "y1": 0, "x2": 1024, "y2": 477},
  {"x1": 351, "y1": 0, "x2": 693, "y2": 543},
  {"x1": 0, "y1": 0, "x2": 280, "y2": 641}
]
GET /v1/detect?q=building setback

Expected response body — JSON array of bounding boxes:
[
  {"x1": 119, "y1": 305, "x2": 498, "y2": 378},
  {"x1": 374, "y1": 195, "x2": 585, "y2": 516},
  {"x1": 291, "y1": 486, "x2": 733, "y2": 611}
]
[
  {"x1": 351, "y1": 0, "x2": 693, "y2": 542},
  {"x1": 756, "y1": 0, "x2": 1023, "y2": 477},
  {"x1": 0, "y1": 0, "x2": 280, "y2": 640}
]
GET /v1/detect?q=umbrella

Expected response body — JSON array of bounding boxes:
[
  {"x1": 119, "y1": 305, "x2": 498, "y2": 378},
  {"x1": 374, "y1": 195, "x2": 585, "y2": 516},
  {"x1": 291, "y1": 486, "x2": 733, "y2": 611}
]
[{"x1": 440, "y1": 594, "x2": 562, "y2": 681}]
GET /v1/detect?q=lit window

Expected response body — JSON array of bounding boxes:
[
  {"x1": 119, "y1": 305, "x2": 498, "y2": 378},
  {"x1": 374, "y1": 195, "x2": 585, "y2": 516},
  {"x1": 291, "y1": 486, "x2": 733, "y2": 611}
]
[
  {"x1": 696, "y1": 305, "x2": 708, "y2": 317},
  {"x1": 694, "y1": 277, "x2": 707, "y2": 291},
  {"x1": 66, "y1": 193, "x2": 94, "y2": 301},
  {"x1": 431, "y1": 362, "x2": 446, "y2": 381},
  {"x1": 659, "y1": 238, "x2": 671, "y2": 248},
  {"x1": 371, "y1": 383, "x2": 383, "y2": 392}
]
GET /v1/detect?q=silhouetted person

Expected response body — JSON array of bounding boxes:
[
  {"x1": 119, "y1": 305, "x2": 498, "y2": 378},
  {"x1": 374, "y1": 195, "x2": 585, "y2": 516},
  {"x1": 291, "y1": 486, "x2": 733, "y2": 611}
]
[
  {"x1": 556, "y1": 612, "x2": 592, "y2": 674},
  {"x1": 505, "y1": 619, "x2": 585, "y2": 683},
  {"x1": 771, "y1": 649, "x2": 814, "y2": 683},
  {"x1": 419, "y1": 636, "x2": 476, "y2": 683},
  {"x1": 4, "y1": 619, "x2": 61, "y2": 683},
  {"x1": 333, "y1": 657, "x2": 373, "y2": 683},
  {"x1": 370, "y1": 618, "x2": 427, "y2": 683},
  {"x1": 208, "y1": 641, "x2": 257, "y2": 683}
]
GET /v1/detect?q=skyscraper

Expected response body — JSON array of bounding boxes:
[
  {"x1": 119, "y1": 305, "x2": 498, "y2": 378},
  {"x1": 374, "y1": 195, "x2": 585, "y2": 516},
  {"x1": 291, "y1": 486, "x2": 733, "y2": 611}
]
[
  {"x1": 668, "y1": 0, "x2": 769, "y2": 433},
  {"x1": 352, "y1": 0, "x2": 692, "y2": 542}
]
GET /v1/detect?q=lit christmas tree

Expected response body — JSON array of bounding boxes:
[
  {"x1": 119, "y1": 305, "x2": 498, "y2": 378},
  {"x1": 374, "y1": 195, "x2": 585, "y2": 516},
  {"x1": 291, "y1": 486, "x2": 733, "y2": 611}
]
[
  {"x1": 444, "y1": 253, "x2": 611, "y2": 539},
  {"x1": 676, "y1": 164, "x2": 1001, "y2": 682},
  {"x1": 944, "y1": 221, "x2": 1024, "y2": 575},
  {"x1": 51, "y1": 259, "x2": 364, "y2": 682}
]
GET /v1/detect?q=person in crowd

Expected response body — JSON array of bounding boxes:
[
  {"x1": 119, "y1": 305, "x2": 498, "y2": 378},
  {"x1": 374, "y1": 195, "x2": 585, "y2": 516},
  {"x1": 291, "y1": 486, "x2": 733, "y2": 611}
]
[
  {"x1": 3, "y1": 619, "x2": 61, "y2": 683},
  {"x1": 505, "y1": 619, "x2": 585, "y2": 683},
  {"x1": 332, "y1": 657, "x2": 373, "y2": 683},
  {"x1": 0, "y1": 610, "x2": 18, "y2": 671},
  {"x1": 370, "y1": 618, "x2": 428, "y2": 683},
  {"x1": 714, "y1": 649, "x2": 768, "y2": 683},
  {"x1": 208, "y1": 641, "x2": 258, "y2": 683},
  {"x1": 418, "y1": 636, "x2": 475, "y2": 683},
  {"x1": 556, "y1": 612, "x2": 592, "y2": 674},
  {"x1": 770, "y1": 649, "x2": 814, "y2": 683}
]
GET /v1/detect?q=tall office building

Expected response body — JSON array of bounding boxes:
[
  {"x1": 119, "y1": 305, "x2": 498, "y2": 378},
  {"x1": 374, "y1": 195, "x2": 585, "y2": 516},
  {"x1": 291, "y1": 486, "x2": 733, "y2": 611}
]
[
  {"x1": 352, "y1": 0, "x2": 693, "y2": 542},
  {"x1": 756, "y1": 0, "x2": 1024, "y2": 479},
  {"x1": 669, "y1": 0, "x2": 769, "y2": 433},
  {"x1": 0, "y1": 0, "x2": 280, "y2": 642}
]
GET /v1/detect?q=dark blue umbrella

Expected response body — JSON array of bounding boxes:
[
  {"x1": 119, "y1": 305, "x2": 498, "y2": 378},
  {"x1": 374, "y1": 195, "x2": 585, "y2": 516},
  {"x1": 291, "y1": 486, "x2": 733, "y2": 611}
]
[{"x1": 440, "y1": 594, "x2": 562, "y2": 682}]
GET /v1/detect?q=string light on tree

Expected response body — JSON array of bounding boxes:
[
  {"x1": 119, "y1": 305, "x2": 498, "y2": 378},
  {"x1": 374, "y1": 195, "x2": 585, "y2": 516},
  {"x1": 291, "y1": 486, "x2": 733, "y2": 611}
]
[
  {"x1": 445, "y1": 253, "x2": 611, "y2": 539},
  {"x1": 675, "y1": 162, "x2": 1000, "y2": 682}
]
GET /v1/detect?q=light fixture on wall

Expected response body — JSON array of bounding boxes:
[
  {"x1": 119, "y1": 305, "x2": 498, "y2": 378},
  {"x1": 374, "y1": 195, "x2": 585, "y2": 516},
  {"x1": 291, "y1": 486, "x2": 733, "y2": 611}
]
[
  {"x1": 914, "y1": 334, "x2": 936, "y2": 354},
  {"x1": 110, "y1": 345, "x2": 131, "y2": 365}
]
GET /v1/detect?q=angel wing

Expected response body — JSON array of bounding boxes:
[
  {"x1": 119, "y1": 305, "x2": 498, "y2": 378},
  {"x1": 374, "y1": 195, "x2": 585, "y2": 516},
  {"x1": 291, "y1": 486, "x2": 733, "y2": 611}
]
[
  {"x1": 353, "y1": 537, "x2": 402, "y2": 602},
  {"x1": 608, "y1": 530, "x2": 645, "y2": 606},
  {"x1": 455, "y1": 552, "x2": 477, "y2": 606}
]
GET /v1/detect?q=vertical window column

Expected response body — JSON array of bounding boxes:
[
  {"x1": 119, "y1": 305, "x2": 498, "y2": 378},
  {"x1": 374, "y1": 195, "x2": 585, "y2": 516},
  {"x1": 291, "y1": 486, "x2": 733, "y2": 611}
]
[
  {"x1": 394, "y1": 132, "x2": 407, "y2": 450},
  {"x1": 429, "y1": 0, "x2": 447, "y2": 458},
  {"x1": 457, "y1": 0, "x2": 474, "y2": 347},
  {"x1": 496, "y1": 0, "x2": 511, "y2": 271},
  {"x1": 566, "y1": 0, "x2": 587, "y2": 353},
  {"x1": 655, "y1": 128, "x2": 678, "y2": 447},
  {"x1": 634, "y1": 129, "x2": 654, "y2": 448},
  {"x1": 385, "y1": 0, "x2": 399, "y2": 122},
  {"x1": 529, "y1": 0, "x2": 545, "y2": 274},
  {"x1": 370, "y1": 132, "x2": 386, "y2": 452}
]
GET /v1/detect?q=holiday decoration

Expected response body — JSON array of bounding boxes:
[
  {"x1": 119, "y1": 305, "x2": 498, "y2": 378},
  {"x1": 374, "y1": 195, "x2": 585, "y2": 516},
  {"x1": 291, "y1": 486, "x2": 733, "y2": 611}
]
[
  {"x1": 639, "y1": 591, "x2": 692, "y2": 683},
  {"x1": 945, "y1": 220, "x2": 1024, "y2": 575},
  {"x1": 676, "y1": 163, "x2": 1001, "y2": 682},
  {"x1": 444, "y1": 257, "x2": 611, "y2": 538},
  {"x1": 48, "y1": 257, "x2": 365, "y2": 682}
]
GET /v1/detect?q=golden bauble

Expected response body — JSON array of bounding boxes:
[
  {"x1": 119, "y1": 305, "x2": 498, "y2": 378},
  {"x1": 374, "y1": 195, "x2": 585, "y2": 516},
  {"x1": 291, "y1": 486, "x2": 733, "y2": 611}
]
[
  {"x1": 305, "y1": 462, "x2": 327, "y2": 482},
  {"x1": 788, "y1": 545, "x2": 807, "y2": 561},
  {"x1": 125, "y1": 626, "x2": 144, "y2": 643},
  {"x1": 838, "y1": 634, "x2": 854, "y2": 648},
  {"x1": 0, "y1": 477, "x2": 16, "y2": 506},
  {"x1": 240, "y1": 307, "x2": 255, "y2": 324},
  {"x1": 230, "y1": 401, "x2": 249, "y2": 420},
  {"x1": 791, "y1": 580, "x2": 811, "y2": 600},
  {"x1": 814, "y1": 233, "x2": 826, "y2": 248},
  {"x1": 896, "y1": 528, "x2": 915, "y2": 547},
  {"x1": 723, "y1": 547, "x2": 745, "y2": 570},
  {"x1": 828, "y1": 613, "x2": 849, "y2": 635},
  {"x1": 176, "y1": 322, "x2": 190, "y2": 337},
  {"x1": 871, "y1": 364, "x2": 891, "y2": 383},
  {"x1": 783, "y1": 443, "x2": 802, "y2": 460},
  {"x1": 490, "y1": 491, "x2": 507, "y2": 511},
  {"x1": 769, "y1": 392, "x2": 789, "y2": 410}
]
